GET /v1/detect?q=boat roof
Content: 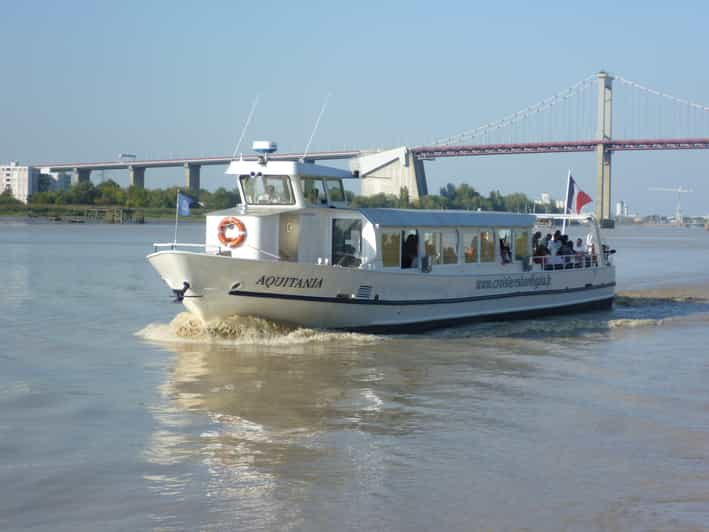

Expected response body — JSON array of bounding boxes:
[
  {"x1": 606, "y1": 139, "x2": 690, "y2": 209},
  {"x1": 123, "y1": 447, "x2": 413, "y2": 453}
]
[
  {"x1": 359, "y1": 208, "x2": 536, "y2": 228},
  {"x1": 225, "y1": 159, "x2": 354, "y2": 179}
]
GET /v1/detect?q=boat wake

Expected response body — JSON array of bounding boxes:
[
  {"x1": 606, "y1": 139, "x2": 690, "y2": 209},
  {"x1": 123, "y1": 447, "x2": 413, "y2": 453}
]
[
  {"x1": 431, "y1": 289, "x2": 709, "y2": 340},
  {"x1": 136, "y1": 312, "x2": 382, "y2": 346},
  {"x1": 136, "y1": 289, "x2": 709, "y2": 346}
]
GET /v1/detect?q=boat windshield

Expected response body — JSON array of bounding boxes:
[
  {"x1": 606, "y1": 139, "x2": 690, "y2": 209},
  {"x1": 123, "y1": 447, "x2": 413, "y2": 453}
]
[{"x1": 239, "y1": 175, "x2": 294, "y2": 205}]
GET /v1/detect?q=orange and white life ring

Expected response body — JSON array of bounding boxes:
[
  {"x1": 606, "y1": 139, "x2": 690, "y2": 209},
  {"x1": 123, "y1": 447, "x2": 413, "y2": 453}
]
[{"x1": 217, "y1": 216, "x2": 247, "y2": 248}]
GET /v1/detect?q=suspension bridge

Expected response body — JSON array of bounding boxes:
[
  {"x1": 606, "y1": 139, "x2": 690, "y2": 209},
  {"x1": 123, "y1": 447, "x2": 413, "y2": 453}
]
[{"x1": 36, "y1": 71, "x2": 709, "y2": 226}]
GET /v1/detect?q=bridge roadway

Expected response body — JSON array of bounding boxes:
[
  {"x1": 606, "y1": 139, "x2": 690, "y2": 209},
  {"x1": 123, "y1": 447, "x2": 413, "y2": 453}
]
[
  {"x1": 35, "y1": 137, "x2": 709, "y2": 192},
  {"x1": 36, "y1": 150, "x2": 361, "y2": 191},
  {"x1": 411, "y1": 138, "x2": 709, "y2": 158}
]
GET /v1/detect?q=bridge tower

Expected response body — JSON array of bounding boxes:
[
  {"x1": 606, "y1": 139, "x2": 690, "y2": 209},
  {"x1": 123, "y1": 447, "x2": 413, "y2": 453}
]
[{"x1": 595, "y1": 71, "x2": 614, "y2": 227}]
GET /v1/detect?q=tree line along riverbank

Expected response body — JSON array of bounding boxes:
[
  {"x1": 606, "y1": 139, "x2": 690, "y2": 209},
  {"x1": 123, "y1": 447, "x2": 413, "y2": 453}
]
[{"x1": 0, "y1": 180, "x2": 559, "y2": 221}]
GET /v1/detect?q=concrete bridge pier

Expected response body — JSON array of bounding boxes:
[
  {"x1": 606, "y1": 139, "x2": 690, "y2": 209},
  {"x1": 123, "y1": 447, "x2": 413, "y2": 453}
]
[
  {"x1": 184, "y1": 163, "x2": 200, "y2": 192},
  {"x1": 71, "y1": 168, "x2": 91, "y2": 185},
  {"x1": 128, "y1": 166, "x2": 145, "y2": 189},
  {"x1": 595, "y1": 71, "x2": 614, "y2": 228},
  {"x1": 352, "y1": 147, "x2": 428, "y2": 201}
]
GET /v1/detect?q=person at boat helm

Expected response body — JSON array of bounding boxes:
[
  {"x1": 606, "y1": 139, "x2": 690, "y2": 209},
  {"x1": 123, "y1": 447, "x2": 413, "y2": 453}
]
[
  {"x1": 402, "y1": 234, "x2": 419, "y2": 269},
  {"x1": 265, "y1": 184, "x2": 277, "y2": 202},
  {"x1": 308, "y1": 188, "x2": 320, "y2": 205}
]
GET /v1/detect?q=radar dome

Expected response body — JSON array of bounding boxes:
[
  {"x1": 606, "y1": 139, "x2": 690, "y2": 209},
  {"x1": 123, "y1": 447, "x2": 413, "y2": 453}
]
[{"x1": 252, "y1": 140, "x2": 277, "y2": 155}]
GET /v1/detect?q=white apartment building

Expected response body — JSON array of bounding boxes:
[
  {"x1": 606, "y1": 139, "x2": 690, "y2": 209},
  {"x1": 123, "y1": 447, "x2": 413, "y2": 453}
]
[{"x1": 1, "y1": 162, "x2": 40, "y2": 203}]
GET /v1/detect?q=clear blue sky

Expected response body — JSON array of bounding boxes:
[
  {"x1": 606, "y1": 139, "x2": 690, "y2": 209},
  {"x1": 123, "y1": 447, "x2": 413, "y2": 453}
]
[{"x1": 2, "y1": 0, "x2": 708, "y2": 215}]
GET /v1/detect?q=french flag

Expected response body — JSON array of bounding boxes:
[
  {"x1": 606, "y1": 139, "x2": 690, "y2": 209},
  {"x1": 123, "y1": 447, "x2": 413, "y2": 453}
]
[{"x1": 565, "y1": 173, "x2": 592, "y2": 214}]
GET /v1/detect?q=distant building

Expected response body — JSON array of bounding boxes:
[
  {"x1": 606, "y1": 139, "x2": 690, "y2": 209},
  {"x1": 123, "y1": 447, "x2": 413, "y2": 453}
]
[
  {"x1": 1, "y1": 162, "x2": 39, "y2": 203},
  {"x1": 40, "y1": 170, "x2": 71, "y2": 192},
  {"x1": 540, "y1": 192, "x2": 551, "y2": 205},
  {"x1": 615, "y1": 201, "x2": 625, "y2": 217}
]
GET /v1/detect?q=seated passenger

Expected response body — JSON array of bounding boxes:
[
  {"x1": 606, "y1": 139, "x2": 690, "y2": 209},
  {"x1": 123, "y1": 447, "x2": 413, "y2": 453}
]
[{"x1": 402, "y1": 234, "x2": 419, "y2": 269}]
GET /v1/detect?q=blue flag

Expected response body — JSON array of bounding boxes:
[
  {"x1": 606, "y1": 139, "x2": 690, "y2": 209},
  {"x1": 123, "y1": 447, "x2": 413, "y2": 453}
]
[{"x1": 177, "y1": 192, "x2": 194, "y2": 216}]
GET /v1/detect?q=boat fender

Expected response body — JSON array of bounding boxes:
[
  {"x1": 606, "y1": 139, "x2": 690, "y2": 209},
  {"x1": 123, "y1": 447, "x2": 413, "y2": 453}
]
[{"x1": 217, "y1": 217, "x2": 247, "y2": 248}]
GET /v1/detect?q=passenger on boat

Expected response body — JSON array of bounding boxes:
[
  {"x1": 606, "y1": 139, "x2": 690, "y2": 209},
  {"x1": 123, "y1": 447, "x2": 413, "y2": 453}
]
[
  {"x1": 500, "y1": 238, "x2": 512, "y2": 264},
  {"x1": 559, "y1": 235, "x2": 575, "y2": 269},
  {"x1": 532, "y1": 231, "x2": 542, "y2": 250},
  {"x1": 402, "y1": 234, "x2": 419, "y2": 269},
  {"x1": 574, "y1": 238, "x2": 586, "y2": 254},
  {"x1": 549, "y1": 231, "x2": 563, "y2": 269},
  {"x1": 533, "y1": 243, "x2": 549, "y2": 265},
  {"x1": 573, "y1": 238, "x2": 587, "y2": 268}
]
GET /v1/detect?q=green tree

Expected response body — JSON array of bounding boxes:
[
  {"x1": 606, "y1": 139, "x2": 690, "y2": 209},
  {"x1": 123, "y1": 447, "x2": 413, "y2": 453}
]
[
  {"x1": 126, "y1": 185, "x2": 149, "y2": 207},
  {"x1": 0, "y1": 189, "x2": 22, "y2": 205}
]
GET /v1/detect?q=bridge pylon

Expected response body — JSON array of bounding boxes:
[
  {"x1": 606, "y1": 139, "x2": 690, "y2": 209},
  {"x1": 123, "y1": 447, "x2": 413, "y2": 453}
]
[{"x1": 595, "y1": 71, "x2": 614, "y2": 227}]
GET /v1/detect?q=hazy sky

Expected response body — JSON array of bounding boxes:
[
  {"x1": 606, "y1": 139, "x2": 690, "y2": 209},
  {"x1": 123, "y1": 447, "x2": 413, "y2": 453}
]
[{"x1": 1, "y1": 0, "x2": 708, "y2": 215}]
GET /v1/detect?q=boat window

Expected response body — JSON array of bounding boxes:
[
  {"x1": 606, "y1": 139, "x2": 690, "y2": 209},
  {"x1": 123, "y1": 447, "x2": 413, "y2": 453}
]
[
  {"x1": 462, "y1": 231, "x2": 479, "y2": 263},
  {"x1": 239, "y1": 175, "x2": 294, "y2": 205},
  {"x1": 480, "y1": 230, "x2": 496, "y2": 262},
  {"x1": 401, "y1": 230, "x2": 418, "y2": 269},
  {"x1": 514, "y1": 230, "x2": 530, "y2": 261},
  {"x1": 423, "y1": 232, "x2": 442, "y2": 265},
  {"x1": 332, "y1": 219, "x2": 362, "y2": 268},
  {"x1": 498, "y1": 229, "x2": 512, "y2": 264},
  {"x1": 325, "y1": 179, "x2": 345, "y2": 202},
  {"x1": 442, "y1": 231, "x2": 458, "y2": 264},
  {"x1": 302, "y1": 178, "x2": 327, "y2": 206},
  {"x1": 381, "y1": 231, "x2": 401, "y2": 268}
]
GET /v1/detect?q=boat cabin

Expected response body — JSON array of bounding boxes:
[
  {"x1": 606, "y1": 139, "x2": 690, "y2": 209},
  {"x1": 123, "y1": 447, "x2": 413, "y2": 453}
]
[{"x1": 204, "y1": 156, "x2": 546, "y2": 274}]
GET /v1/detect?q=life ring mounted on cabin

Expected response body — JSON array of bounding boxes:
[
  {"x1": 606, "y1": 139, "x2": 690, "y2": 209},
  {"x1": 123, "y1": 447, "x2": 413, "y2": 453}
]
[{"x1": 217, "y1": 217, "x2": 247, "y2": 248}]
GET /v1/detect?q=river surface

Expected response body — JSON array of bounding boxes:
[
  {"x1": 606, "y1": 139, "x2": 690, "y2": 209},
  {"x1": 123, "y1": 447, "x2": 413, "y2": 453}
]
[{"x1": 2, "y1": 221, "x2": 709, "y2": 531}]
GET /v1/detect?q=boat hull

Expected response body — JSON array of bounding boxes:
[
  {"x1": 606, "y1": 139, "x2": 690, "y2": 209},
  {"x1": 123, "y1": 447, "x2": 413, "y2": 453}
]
[{"x1": 148, "y1": 251, "x2": 615, "y2": 332}]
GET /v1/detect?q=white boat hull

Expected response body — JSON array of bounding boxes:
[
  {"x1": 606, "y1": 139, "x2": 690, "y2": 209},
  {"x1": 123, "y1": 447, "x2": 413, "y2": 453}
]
[{"x1": 148, "y1": 251, "x2": 615, "y2": 332}]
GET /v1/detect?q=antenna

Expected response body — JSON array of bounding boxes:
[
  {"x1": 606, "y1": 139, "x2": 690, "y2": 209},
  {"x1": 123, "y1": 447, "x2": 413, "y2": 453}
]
[
  {"x1": 231, "y1": 96, "x2": 260, "y2": 158},
  {"x1": 301, "y1": 92, "x2": 332, "y2": 162}
]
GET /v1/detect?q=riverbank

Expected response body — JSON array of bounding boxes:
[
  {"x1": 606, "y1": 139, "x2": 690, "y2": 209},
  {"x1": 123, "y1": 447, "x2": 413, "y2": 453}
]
[{"x1": 0, "y1": 204, "x2": 206, "y2": 223}]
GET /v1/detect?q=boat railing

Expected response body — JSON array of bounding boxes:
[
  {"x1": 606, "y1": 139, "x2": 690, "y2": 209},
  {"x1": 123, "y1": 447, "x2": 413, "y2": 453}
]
[
  {"x1": 152, "y1": 242, "x2": 282, "y2": 260},
  {"x1": 527, "y1": 249, "x2": 613, "y2": 271},
  {"x1": 153, "y1": 242, "x2": 207, "y2": 252}
]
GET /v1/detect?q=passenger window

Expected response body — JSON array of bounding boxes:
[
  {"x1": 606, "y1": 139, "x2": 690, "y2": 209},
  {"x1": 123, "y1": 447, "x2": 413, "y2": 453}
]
[
  {"x1": 423, "y1": 232, "x2": 442, "y2": 265},
  {"x1": 332, "y1": 219, "x2": 362, "y2": 267},
  {"x1": 480, "y1": 230, "x2": 496, "y2": 262},
  {"x1": 302, "y1": 178, "x2": 327, "y2": 206},
  {"x1": 462, "y1": 231, "x2": 479, "y2": 263},
  {"x1": 401, "y1": 230, "x2": 419, "y2": 269},
  {"x1": 514, "y1": 231, "x2": 530, "y2": 261},
  {"x1": 442, "y1": 231, "x2": 458, "y2": 264},
  {"x1": 382, "y1": 232, "x2": 401, "y2": 268}
]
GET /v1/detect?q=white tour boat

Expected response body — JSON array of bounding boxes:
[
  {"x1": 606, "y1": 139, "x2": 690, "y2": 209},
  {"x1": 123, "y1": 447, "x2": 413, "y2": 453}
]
[{"x1": 148, "y1": 142, "x2": 615, "y2": 332}]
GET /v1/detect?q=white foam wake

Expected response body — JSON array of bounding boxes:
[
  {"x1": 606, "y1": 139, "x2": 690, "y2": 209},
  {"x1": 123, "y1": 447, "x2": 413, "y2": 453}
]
[{"x1": 136, "y1": 312, "x2": 381, "y2": 346}]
